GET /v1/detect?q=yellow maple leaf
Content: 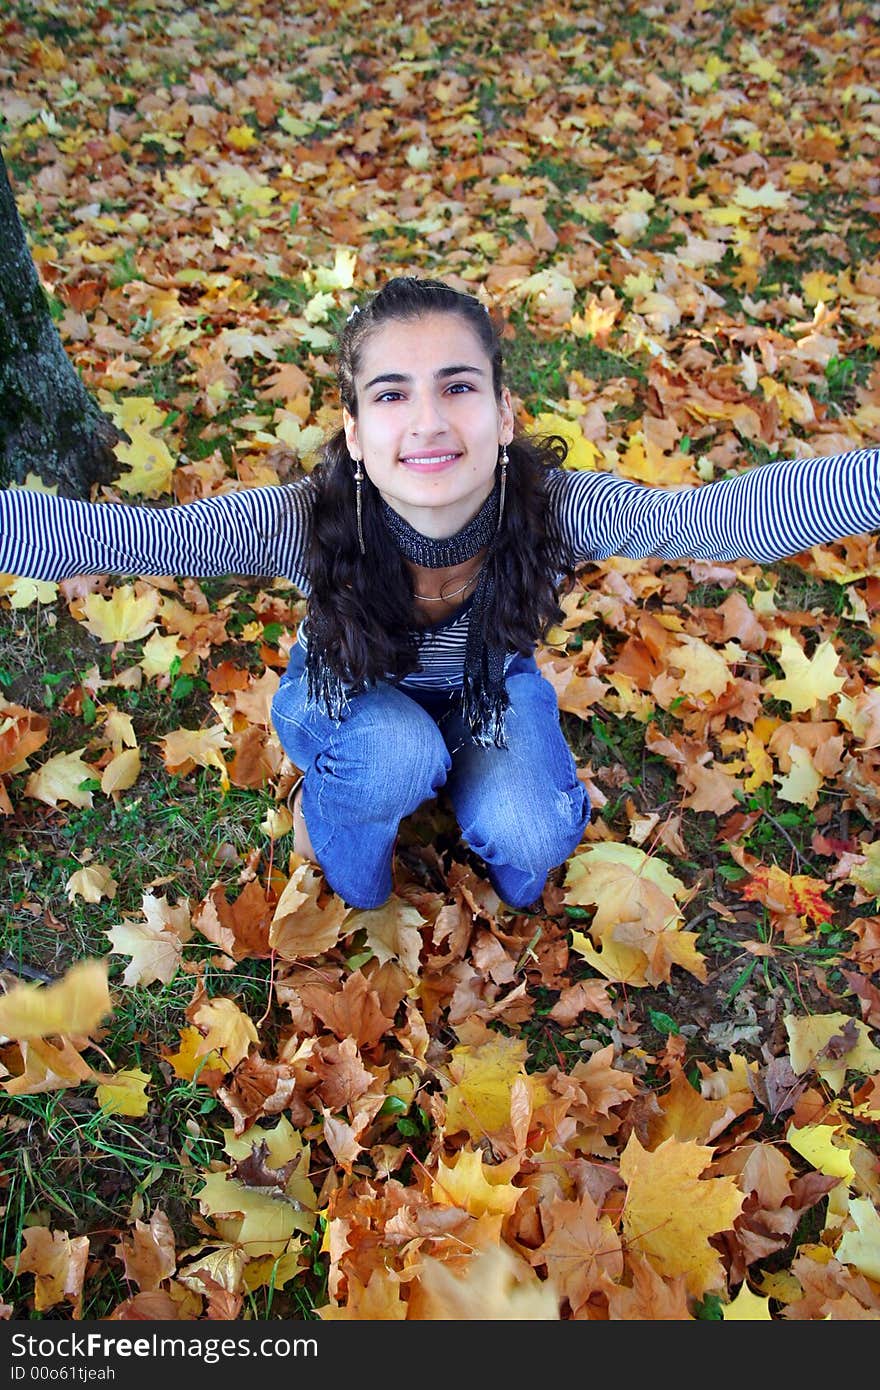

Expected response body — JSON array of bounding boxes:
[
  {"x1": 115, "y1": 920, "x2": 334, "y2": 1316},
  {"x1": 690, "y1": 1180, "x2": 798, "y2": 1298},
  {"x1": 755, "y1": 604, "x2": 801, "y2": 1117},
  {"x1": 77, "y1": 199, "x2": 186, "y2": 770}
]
[
  {"x1": 671, "y1": 635, "x2": 733, "y2": 700},
  {"x1": 195, "y1": 1172, "x2": 310, "y2": 1256},
  {"x1": 301, "y1": 290, "x2": 335, "y2": 326},
  {"x1": 195, "y1": 1116, "x2": 318, "y2": 1254},
  {"x1": 775, "y1": 744, "x2": 823, "y2": 808},
  {"x1": 273, "y1": 415, "x2": 325, "y2": 469},
  {"x1": 310, "y1": 247, "x2": 358, "y2": 292},
  {"x1": 415, "y1": 1245, "x2": 559, "y2": 1320},
  {"x1": 114, "y1": 422, "x2": 175, "y2": 496},
  {"x1": 444, "y1": 1033, "x2": 533, "y2": 1140},
  {"x1": 140, "y1": 631, "x2": 186, "y2": 678},
  {"x1": 786, "y1": 1123, "x2": 855, "y2": 1182},
  {"x1": 432, "y1": 1149, "x2": 522, "y2": 1218},
  {"x1": 242, "y1": 1247, "x2": 305, "y2": 1294},
  {"x1": 734, "y1": 181, "x2": 790, "y2": 210},
  {"x1": 801, "y1": 270, "x2": 839, "y2": 305},
  {"x1": 570, "y1": 926, "x2": 651, "y2": 986},
  {"x1": 0, "y1": 575, "x2": 58, "y2": 608},
  {"x1": 760, "y1": 377, "x2": 815, "y2": 425},
  {"x1": 722, "y1": 1282, "x2": 773, "y2": 1319},
  {"x1": 66, "y1": 863, "x2": 118, "y2": 904},
  {"x1": 619, "y1": 1132, "x2": 744, "y2": 1298},
  {"x1": 567, "y1": 841, "x2": 687, "y2": 902},
  {"x1": 226, "y1": 123, "x2": 259, "y2": 151},
  {"x1": 101, "y1": 709, "x2": 137, "y2": 751},
  {"x1": 78, "y1": 585, "x2": 160, "y2": 643},
  {"x1": 785, "y1": 1012, "x2": 880, "y2": 1093},
  {"x1": 0, "y1": 959, "x2": 111, "y2": 1041},
  {"x1": 615, "y1": 916, "x2": 707, "y2": 986},
  {"x1": 530, "y1": 413, "x2": 599, "y2": 471},
  {"x1": 96, "y1": 1067, "x2": 150, "y2": 1116},
  {"x1": 260, "y1": 804, "x2": 293, "y2": 840},
  {"x1": 847, "y1": 840, "x2": 880, "y2": 898},
  {"x1": 191, "y1": 996, "x2": 258, "y2": 1070},
  {"x1": 100, "y1": 746, "x2": 141, "y2": 795},
  {"x1": 24, "y1": 748, "x2": 99, "y2": 808},
  {"x1": 3, "y1": 1037, "x2": 98, "y2": 1096},
  {"x1": 565, "y1": 843, "x2": 704, "y2": 986},
  {"x1": 632, "y1": 291, "x2": 681, "y2": 333},
  {"x1": 835, "y1": 1197, "x2": 880, "y2": 1282},
  {"x1": 223, "y1": 1114, "x2": 310, "y2": 1173},
  {"x1": 106, "y1": 918, "x2": 183, "y2": 987},
  {"x1": 743, "y1": 55, "x2": 781, "y2": 83},
  {"x1": 764, "y1": 630, "x2": 846, "y2": 713},
  {"x1": 744, "y1": 729, "x2": 774, "y2": 792},
  {"x1": 160, "y1": 725, "x2": 230, "y2": 791},
  {"x1": 163, "y1": 1026, "x2": 223, "y2": 1082},
  {"x1": 319, "y1": 1266, "x2": 408, "y2": 1321},
  {"x1": 344, "y1": 898, "x2": 426, "y2": 978}
]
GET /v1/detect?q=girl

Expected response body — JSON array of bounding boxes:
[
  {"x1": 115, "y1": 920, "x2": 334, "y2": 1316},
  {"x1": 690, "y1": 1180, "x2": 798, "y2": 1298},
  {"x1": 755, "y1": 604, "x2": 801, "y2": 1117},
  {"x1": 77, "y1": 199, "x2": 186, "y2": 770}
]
[{"x1": 2, "y1": 276, "x2": 879, "y2": 911}]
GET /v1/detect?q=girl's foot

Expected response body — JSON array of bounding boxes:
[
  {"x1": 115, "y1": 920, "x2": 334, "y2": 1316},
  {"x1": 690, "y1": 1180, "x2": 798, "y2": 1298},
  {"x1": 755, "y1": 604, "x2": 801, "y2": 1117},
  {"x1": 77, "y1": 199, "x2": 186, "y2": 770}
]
[{"x1": 291, "y1": 781, "x2": 317, "y2": 863}]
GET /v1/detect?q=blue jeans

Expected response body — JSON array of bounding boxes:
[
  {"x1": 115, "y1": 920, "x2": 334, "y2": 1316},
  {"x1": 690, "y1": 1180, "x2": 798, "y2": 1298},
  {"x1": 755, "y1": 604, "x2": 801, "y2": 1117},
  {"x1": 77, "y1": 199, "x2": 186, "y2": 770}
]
[{"x1": 270, "y1": 642, "x2": 591, "y2": 910}]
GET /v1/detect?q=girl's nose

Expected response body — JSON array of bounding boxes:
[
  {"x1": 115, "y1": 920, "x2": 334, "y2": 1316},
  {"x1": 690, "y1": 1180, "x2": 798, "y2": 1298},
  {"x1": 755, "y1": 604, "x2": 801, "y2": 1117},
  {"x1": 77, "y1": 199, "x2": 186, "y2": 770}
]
[{"x1": 409, "y1": 389, "x2": 446, "y2": 434}]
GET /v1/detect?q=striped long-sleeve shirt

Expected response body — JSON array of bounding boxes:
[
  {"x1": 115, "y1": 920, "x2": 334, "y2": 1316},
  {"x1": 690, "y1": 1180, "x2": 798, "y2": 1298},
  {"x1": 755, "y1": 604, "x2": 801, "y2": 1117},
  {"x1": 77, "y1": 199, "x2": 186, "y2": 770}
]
[{"x1": 2, "y1": 448, "x2": 879, "y2": 693}]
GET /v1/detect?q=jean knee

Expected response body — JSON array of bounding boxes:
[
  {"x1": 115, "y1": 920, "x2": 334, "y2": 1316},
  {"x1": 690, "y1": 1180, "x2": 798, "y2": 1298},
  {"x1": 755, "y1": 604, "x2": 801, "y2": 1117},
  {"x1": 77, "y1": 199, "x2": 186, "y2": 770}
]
[
  {"x1": 271, "y1": 675, "x2": 321, "y2": 768},
  {"x1": 323, "y1": 698, "x2": 451, "y2": 820},
  {"x1": 463, "y1": 777, "x2": 590, "y2": 877}
]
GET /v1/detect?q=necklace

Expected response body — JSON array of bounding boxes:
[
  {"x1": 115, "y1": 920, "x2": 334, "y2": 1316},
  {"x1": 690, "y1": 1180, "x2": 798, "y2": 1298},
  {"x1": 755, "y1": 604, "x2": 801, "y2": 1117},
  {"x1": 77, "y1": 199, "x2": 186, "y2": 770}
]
[{"x1": 413, "y1": 563, "x2": 483, "y2": 602}]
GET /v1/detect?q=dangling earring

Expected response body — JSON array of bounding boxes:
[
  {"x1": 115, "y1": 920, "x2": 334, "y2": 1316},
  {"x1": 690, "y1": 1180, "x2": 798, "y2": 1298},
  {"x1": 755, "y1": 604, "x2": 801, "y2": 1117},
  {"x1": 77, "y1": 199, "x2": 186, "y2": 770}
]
[
  {"x1": 354, "y1": 458, "x2": 366, "y2": 555},
  {"x1": 497, "y1": 444, "x2": 509, "y2": 529}
]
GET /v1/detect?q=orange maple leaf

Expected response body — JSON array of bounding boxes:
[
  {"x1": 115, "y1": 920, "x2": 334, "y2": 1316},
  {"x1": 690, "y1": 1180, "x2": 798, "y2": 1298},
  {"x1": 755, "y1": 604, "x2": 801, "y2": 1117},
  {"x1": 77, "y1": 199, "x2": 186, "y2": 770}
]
[{"x1": 739, "y1": 864, "x2": 833, "y2": 924}]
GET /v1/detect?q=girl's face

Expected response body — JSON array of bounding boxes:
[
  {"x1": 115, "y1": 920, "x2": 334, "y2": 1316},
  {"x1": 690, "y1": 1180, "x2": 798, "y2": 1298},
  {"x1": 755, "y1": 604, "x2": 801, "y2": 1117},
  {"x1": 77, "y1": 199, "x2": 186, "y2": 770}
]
[{"x1": 342, "y1": 312, "x2": 514, "y2": 537}]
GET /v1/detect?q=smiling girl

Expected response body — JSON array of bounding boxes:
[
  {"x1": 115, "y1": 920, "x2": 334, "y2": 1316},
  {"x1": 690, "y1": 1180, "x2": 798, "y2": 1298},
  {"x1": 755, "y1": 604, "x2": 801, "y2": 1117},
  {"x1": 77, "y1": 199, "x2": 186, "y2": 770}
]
[{"x1": 3, "y1": 276, "x2": 880, "y2": 911}]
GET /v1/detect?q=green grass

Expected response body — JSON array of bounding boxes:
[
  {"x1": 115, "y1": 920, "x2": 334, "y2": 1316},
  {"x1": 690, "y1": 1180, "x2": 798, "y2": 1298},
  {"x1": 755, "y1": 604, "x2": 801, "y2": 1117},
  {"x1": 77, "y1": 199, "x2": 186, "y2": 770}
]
[{"x1": 503, "y1": 307, "x2": 646, "y2": 409}]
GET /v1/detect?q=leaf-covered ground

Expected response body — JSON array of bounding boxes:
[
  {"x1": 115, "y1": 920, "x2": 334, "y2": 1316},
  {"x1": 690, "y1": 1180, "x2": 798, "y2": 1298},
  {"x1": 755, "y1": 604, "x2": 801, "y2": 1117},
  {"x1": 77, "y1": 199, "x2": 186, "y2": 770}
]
[{"x1": 1, "y1": 0, "x2": 879, "y2": 1321}]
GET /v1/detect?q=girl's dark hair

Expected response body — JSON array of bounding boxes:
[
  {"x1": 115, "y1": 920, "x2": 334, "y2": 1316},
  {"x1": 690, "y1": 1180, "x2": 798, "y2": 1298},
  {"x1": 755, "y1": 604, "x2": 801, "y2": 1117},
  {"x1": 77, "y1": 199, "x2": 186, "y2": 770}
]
[{"x1": 300, "y1": 276, "x2": 576, "y2": 689}]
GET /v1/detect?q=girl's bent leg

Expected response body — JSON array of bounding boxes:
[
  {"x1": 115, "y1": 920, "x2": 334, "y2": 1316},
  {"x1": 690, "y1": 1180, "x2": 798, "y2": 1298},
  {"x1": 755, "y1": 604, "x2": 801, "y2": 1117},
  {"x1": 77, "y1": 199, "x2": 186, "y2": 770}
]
[
  {"x1": 443, "y1": 657, "x2": 590, "y2": 909},
  {"x1": 271, "y1": 648, "x2": 451, "y2": 908}
]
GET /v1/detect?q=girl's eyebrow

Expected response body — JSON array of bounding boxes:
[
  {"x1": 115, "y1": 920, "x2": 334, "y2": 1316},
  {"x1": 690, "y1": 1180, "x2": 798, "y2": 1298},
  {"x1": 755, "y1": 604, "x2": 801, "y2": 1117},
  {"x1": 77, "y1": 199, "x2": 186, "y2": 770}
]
[{"x1": 362, "y1": 364, "x2": 486, "y2": 390}]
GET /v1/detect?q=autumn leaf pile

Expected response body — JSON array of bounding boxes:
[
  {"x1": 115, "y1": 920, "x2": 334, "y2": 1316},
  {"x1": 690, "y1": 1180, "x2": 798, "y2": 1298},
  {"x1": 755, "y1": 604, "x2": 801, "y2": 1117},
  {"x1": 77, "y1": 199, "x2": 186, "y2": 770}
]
[{"x1": 1, "y1": 0, "x2": 880, "y2": 1321}]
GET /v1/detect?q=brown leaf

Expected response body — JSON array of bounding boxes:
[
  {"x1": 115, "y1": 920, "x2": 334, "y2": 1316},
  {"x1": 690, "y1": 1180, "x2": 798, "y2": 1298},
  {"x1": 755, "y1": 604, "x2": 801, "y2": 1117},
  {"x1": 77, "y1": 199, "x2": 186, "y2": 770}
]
[
  {"x1": 5, "y1": 1227, "x2": 89, "y2": 1314},
  {"x1": 298, "y1": 972, "x2": 396, "y2": 1050},
  {"x1": 217, "y1": 1054, "x2": 307, "y2": 1134},
  {"x1": 114, "y1": 1210, "x2": 176, "y2": 1291},
  {"x1": 229, "y1": 1139, "x2": 303, "y2": 1195}
]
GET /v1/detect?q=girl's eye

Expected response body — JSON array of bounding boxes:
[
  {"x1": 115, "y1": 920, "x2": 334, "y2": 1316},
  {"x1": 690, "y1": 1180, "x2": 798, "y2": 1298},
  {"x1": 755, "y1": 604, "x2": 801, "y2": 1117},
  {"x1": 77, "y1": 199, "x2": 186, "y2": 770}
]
[
  {"x1": 375, "y1": 390, "x2": 404, "y2": 402},
  {"x1": 447, "y1": 382, "x2": 474, "y2": 394}
]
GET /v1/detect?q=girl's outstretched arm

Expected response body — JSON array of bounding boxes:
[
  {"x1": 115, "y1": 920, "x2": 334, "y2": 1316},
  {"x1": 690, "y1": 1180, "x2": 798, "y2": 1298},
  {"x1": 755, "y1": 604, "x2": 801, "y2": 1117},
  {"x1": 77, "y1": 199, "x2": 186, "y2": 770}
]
[
  {"x1": 0, "y1": 479, "x2": 313, "y2": 589},
  {"x1": 547, "y1": 446, "x2": 880, "y2": 566}
]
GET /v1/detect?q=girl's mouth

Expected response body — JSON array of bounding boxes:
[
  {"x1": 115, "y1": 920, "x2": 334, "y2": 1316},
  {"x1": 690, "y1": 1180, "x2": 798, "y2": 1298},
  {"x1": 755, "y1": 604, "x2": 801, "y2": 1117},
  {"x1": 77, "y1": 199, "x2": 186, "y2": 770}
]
[{"x1": 399, "y1": 452, "x2": 461, "y2": 473}]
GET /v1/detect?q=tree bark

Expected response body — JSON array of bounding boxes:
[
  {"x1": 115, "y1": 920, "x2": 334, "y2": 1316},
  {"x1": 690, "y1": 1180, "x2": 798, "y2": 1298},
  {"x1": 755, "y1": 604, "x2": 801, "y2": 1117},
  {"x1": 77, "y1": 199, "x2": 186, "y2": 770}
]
[{"x1": 0, "y1": 148, "x2": 122, "y2": 498}]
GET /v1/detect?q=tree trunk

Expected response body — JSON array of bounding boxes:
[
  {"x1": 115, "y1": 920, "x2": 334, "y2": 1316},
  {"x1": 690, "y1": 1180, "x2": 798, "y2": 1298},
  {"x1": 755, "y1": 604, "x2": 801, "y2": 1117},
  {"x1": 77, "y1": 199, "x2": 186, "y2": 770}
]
[{"x1": 0, "y1": 148, "x2": 122, "y2": 498}]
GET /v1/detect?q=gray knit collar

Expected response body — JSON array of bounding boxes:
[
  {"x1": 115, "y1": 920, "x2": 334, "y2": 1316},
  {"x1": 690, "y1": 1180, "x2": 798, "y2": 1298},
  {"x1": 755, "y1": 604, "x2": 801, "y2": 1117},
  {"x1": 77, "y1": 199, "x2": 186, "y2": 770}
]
[{"x1": 379, "y1": 485, "x2": 499, "y2": 567}]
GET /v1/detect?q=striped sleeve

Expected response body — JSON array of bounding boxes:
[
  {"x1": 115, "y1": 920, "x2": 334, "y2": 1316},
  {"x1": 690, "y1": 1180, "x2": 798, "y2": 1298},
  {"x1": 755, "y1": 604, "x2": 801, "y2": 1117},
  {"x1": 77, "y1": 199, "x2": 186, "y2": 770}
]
[
  {"x1": 546, "y1": 448, "x2": 880, "y2": 566},
  {"x1": 0, "y1": 479, "x2": 314, "y2": 590}
]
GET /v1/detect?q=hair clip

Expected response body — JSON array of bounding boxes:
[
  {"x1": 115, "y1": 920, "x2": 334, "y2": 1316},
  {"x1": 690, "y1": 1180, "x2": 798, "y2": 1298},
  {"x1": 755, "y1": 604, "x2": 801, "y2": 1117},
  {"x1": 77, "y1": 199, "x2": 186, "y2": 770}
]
[{"x1": 346, "y1": 304, "x2": 361, "y2": 323}]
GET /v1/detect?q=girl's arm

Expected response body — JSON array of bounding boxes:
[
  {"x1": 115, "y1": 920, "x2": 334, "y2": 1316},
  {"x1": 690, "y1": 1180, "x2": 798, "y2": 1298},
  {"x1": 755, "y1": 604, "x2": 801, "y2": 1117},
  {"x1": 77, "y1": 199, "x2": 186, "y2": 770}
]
[
  {"x1": 547, "y1": 447, "x2": 880, "y2": 566},
  {"x1": 0, "y1": 479, "x2": 313, "y2": 589}
]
